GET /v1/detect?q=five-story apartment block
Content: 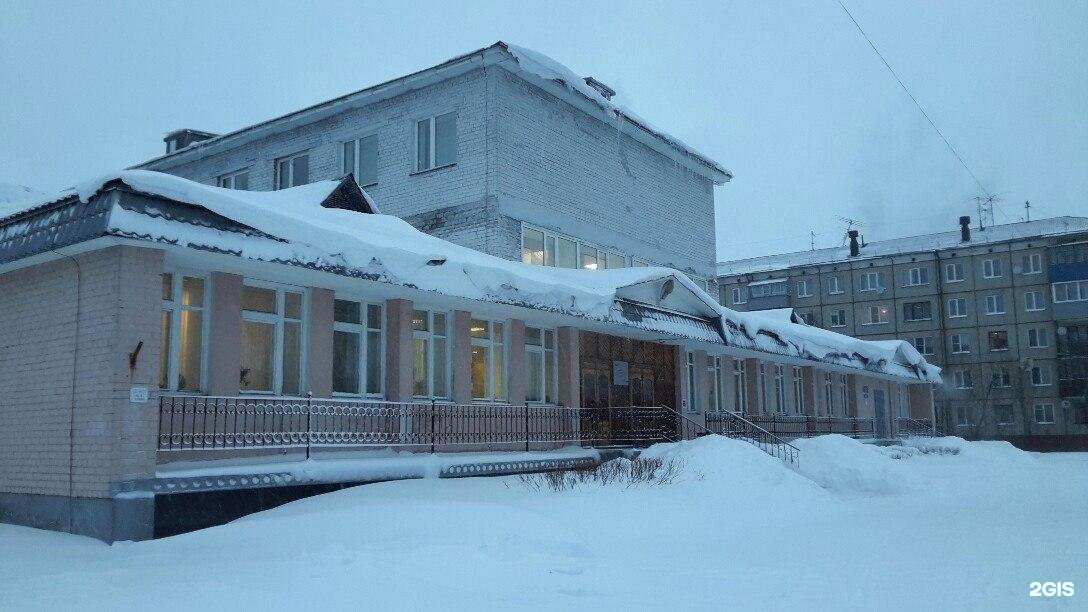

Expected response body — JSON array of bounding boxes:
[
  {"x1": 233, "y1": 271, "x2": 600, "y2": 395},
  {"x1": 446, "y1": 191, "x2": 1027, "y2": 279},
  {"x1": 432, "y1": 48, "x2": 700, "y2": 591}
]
[
  {"x1": 718, "y1": 215, "x2": 1088, "y2": 449},
  {"x1": 138, "y1": 42, "x2": 730, "y2": 291}
]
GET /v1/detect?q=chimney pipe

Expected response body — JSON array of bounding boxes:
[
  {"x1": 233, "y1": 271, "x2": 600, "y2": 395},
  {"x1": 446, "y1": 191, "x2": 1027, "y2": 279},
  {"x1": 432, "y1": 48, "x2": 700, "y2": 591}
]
[
  {"x1": 848, "y1": 230, "x2": 860, "y2": 257},
  {"x1": 959, "y1": 216, "x2": 971, "y2": 242}
]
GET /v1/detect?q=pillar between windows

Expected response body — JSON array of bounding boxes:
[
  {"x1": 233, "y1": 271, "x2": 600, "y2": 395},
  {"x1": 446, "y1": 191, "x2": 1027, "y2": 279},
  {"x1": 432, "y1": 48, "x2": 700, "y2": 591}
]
[
  {"x1": 307, "y1": 288, "x2": 334, "y2": 398},
  {"x1": 384, "y1": 298, "x2": 413, "y2": 402},
  {"x1": 206, "y1": 272, "x2": 242, "y2": 396},
  {"x1": 556, "y1": 327, "x2": 580, "y2": 409},
  {"x1": 507, "y1": 319, "x2": 526, "y2": 406},
  {"x1": 452, "y1": 310, "x2": 472, "y2": 404}
]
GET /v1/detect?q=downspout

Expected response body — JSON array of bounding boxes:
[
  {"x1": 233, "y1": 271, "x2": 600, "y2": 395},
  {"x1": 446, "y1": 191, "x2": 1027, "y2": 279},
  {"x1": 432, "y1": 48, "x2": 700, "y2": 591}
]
[
  {"x1": 51, "y1": 248, "x2": 82, "y2": 535},
  {"x1": 933, "y1": 250, "x2": 947, "y2": 431}
]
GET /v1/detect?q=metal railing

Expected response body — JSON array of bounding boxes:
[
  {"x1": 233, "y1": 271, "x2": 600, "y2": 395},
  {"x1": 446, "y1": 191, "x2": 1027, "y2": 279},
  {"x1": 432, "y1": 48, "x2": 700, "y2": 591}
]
[
  {"x1": 157, "y1": 395, "x2": 800, "y2": 466},
  {"x1": 702, "y1": 411, "x2": 801, "y2": 465},
  {"x1": 893, "y1": 417, "x2": 936, "y2": 437},
  {"x1": 731, "y1": 414, "x2": 878, "y2": 440}
]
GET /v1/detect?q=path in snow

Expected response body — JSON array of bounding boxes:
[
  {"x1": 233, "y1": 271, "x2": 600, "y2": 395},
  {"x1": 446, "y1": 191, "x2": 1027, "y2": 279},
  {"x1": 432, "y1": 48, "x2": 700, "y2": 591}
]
[{"x1": 1, "y1": 435, "x2": 1085, "y2": 611}]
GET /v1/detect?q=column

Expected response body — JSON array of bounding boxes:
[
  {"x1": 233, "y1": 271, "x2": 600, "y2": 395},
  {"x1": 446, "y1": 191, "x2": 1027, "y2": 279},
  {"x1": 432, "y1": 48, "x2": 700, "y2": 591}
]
[
  {"x1": 206, "y1": 272, "x2": 242, "y2": 396},
  {"x1": 452, "y1": 310, "x2": 472, "y2": 404},
  {"x1": 506, "y1": 319, "x2": 526, "y2": 406},
  {"x1": 306, "y1": 288, "x2": 334, "y2": 398},
  {"x1": 556, "y1": 326, "x2": 580, "y2": 408}
]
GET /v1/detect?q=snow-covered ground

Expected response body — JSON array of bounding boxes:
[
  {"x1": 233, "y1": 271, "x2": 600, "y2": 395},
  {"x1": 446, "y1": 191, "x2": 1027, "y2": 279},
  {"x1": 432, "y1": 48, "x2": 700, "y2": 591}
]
[{"x1": 2, "y1": 435, "x2": 1085, "y2": 610}]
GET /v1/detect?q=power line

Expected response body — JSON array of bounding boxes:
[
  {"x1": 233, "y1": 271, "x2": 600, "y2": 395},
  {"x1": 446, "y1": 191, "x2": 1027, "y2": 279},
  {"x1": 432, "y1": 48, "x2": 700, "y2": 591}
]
[{"x1": 836, "y1": 2, "x2": 991, "y2": 198}]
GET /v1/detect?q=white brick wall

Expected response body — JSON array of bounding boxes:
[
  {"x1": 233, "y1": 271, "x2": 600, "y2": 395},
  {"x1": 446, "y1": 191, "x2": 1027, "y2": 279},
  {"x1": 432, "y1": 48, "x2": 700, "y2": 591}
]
[
  {"x1": 0, "y1": 246, "x2": 162, "y2": 498},
  {"x1": 143, "y1": 63, "x2": 718, "y2": 277}
]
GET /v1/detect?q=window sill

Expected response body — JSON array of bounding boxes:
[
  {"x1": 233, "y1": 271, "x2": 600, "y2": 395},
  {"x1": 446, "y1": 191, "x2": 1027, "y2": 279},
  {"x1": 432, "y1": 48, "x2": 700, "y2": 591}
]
[
  {"x1": 1025, "y1": 308, "x2": 1046, "y2": 312},
  {"x1": 989, "y1": 348, "x2": 1010, "y2": 352},
  {"x1": 410, "y1": 162, "x2": 456, "y2": 177},
  {"x1": 904, "y1": 318, "x2": 933, "y2": 323},
  {"x1": 860, "y1": 322, "x2": 889, "y2": 326},
  {"x1": 985, "y1": 312, "x2": 1007, "y2": 316},
  {"x1": 945, "y1": 279, "x2": 965, "y2": 283},
  {"x1": 829, "y1": 324, "x2": 846, "y2": 329}
]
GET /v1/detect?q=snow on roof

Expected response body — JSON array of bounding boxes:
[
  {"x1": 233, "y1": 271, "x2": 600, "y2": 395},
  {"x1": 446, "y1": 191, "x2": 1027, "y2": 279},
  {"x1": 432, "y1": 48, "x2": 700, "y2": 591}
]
[
  {"x1": 745, "y1": 308, "x2": 805, "y2": 325},
  {"x1": 503, "y1": 44, "x2": 731, "y2": 181},
  {"x1": 0, "y1": 182, "x2": 47, "y2": 218},
  {"x1": 5, "y1": 170, "x2": 937, "y2": 383},
  {"x1": 718, "y1": 217, "x2": 1088, "y2": 277}
]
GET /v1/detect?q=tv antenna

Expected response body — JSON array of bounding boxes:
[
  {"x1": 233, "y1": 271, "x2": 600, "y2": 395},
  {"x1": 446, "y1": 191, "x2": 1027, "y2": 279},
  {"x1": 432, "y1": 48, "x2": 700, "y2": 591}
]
[
  {"x1": 974, "y1": 194, "x2": 1004, "y2": 230},
  {"x1": 837, "y1": 216, "x2": 863, "y2": 246}
]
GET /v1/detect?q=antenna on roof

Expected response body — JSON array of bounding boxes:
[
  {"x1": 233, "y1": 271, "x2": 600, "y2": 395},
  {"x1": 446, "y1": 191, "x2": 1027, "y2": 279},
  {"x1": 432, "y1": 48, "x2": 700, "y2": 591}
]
[
  {"x1": 810, "y1": 230, "x2": 816, "y2": 251},
  {"x1": 837, "y1": 216, "x2": 862, "y2": 246},
  {"x1": 974, "y1": 194, "x2": 1004, "y2": 230},
  {"x1": 1023, "y1": 200, "x2": 1031, "y2": 222}
]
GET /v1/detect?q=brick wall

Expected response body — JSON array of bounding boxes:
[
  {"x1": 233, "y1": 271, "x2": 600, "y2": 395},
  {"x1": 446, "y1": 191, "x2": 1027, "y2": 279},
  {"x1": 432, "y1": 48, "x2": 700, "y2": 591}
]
[{"x1": 0, "y1": 246, "x2": 162, "y2": 499}]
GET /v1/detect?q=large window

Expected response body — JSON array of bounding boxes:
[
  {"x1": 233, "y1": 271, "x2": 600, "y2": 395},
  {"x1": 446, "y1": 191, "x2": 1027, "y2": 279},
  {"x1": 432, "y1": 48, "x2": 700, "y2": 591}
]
[
  {"x1": 217, "y1": 169, "x2": 250, "y2": 190},
  {"x1": 859, "y1": 272, "x2": 885, "y2": 292},
  {"x1": 792, "y1": 366, "x2": 805, "y2": 415},
  {"x1": 822, "y1": 372, "x2": 834, "y2": 417},
  {"x1": 525, "y1": 327, "x2": 556, "y2": 404},
  {"x1": 1053, "y1": 280, "x2": 1088, "y2": 303},
  {"x1": 241, "y1": 283, "x2": 305, "y2": 395},
  {"x1": 332, "y1": 299, "x2": 383, "y2": 396},
  {"x1": 160, "y1": 273, "x2": 206, "y2": 391},
  {"x1": 412, "y1": 310, "x2": 449, "y2": 399},
  {"x1": 685, "y1": 351, "x2": 698, "y2": 413},
  {"x1": 521, "y1": 224, "x2": 632, "y2": 270},
  {"x1": 275, "y1": 152, "x2": 310, "y2": 189},
  {"x1": 732, "y1": 359, "x2": 747, "y2": 414},
  {"x1": 343, "y1": 134, "x2": 379, "y2": 186},
  {"x1": 708, "y1": 357, "x2": 724, "y2": 413},
  {"x1": 416, "y1": 111, "x2": 457, "y2": 172},
  {"x1": 903, "y1": 266, "x2": 930, "y2": 287},
  {"x1": 773, "y1": 365, "x2": 787, "y2": 414},
  {"x1": 471, "y1": 319, "x2": 505, "y2": 401}
]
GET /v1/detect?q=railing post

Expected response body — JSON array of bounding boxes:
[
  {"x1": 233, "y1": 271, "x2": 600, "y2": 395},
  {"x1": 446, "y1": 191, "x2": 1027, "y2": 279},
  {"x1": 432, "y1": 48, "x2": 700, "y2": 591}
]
[
  {"x1": 525, "y1": 404, "x2": 530, "y2": 452},
  {"x1": 305, "y1": 392, "x2": 313, "y2": 461},
  {"x1": 430, "y1": 399, "x2": 436, "y2": 454}
]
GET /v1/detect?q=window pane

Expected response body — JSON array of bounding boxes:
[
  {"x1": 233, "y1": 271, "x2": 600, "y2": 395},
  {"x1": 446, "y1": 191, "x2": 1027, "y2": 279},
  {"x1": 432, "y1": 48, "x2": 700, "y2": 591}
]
[
  {"x1": 413, "y1": 337, "x2": 428, "y2": 396},
  {"x1": 284, "y1": 292, "x2": 302, "y2": 319},
  {"x1": 557, "y1": 238, "x2": 577, "y2": 269},
  {"x1": 432, "y1": 336, "x2": 448, "y2": 398},
  {"x1": 242, "y1": 286, "x2": 277, "y2": 313},
  {"x1": 181, "y1": 277, "x2": 204, "y2": 307},
  {"x1": 416, "y1": 119, "x2": 431, "y2": 171},
  {"x1": 282, "y1": 321, "x2": 301, "y2": 395},
  {"x1": 159, "y1": 310, "x2": 171, "y2": 388},
  {"x1": 291, "y1": 155, "x2": 309, "y2": 186},
  {"x1": 233, "y1": 172, "x2": 249, "y2": 190},
  {"x1": 367, "y1": 304, "x2": 382, "y2": 330},
  {"x1": 581, "y1": 247, "x2": 599, "y2": 270},
  {"x1": 493, "y1": 344, "x2": 504, "y2": 400},
  {"x1": 525, "y1": 327, "x2": 542, "y2": 346},
  {"x1": 471, "y1": 345, "x2": 487, "y2": 399},
  {"x1": 241, "y1": 321, "x2": 274, "y2": 391},
  {"x1": 545, "y1": 351, "x2": 556, "y2": 404},
  {"x1": 434, "y1": 112, "x2": 457, "y2": 167},
  {"x1": 607, "y1": 252, "x2": 625, "y2": 269},
  {"x1": 366, "y1": 330, "x2": 382, "y2": 394},
  {"x1": 526, "y1": 350, "x2": 543, "y2": 402},
  {"x1": 178, "y1": 310, "x2": 202, "y2": 391},
  {"x1": 493, "y1": 322, "x2": 504, "y2": 343},
  {"x1": 544, "y1": 329, "x2": 555, "y2": 350},
  {"x1": 161, "y1": 273, "x2": 173, "y2": 301},
  {"x1": 359, "y1": 134, "x2": 378, "y2": 185},
  {"x1": 470, "y1": 319, "x2": 488, "y2": 339},
  {"x1": 342, "y1": 141, "x2": 355, "y2": 176},
  {"x1": 412, "y1": 310, "x2": 429, "y2": 332},
  {"x1": 433, "y1": 312, "x2": 446, "y2": 336},
  {"x1": 334, "y1": 299, "x2": 361, "y2": 324},
  {"x1": 544, "y1": 236, "x2": 556, "y2": 267},
  {"x1": 333, "y1": 330, "x2": 360, "y2": 394},
  {"x1": 277, "y1": 159, "x2": 290, "y2": 189},
  {"x1": 522, "y1": 228, "x2": 545, "y2": 265}
]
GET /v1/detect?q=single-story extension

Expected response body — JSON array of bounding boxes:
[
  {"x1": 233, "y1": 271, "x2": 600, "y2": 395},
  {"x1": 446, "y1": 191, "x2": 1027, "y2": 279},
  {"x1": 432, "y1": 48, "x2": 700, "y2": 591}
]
[{"x1": 0, "y1": 171, "x2": 940, "y2": 541}]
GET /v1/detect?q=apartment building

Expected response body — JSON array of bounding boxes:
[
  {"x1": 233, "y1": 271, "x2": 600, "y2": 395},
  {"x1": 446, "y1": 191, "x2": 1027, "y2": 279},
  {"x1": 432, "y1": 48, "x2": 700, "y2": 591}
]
[
  {"x1": 718, "y1": 215, "x2": 1088, "y2": 449},
  {"x1": 137, "y1": 42, "x2": 730, "y2": 292}
]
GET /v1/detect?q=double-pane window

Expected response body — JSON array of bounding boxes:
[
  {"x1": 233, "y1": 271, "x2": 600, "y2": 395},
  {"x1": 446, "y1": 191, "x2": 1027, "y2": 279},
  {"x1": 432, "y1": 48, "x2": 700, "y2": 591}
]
[
  {"x1": 412, "y1": 310, "x2": 450, "y2": 399},
  {"x1": 416, "y1": 111, "x2": 457, "y2": 172},
  {"x1": 333, "y1": 299, "x2": 383, "y2": 396},
  {"x1": 241, "y1": 283, "x2": 305, "y2": 395},
  {"x1": 525, "y1": 327, "x2": 556, "y2": 404},
  {"x1": 160, "y1": 273, "x2": 206, "y2": 391},
  {"x1": 343, "y1": 135, "x2": 379, "y2": 186},
  {"x1": 471, "y1": 319, "x2": 505, "y2": 401},
  {"x1": 275, "y1": 152, "x2": 309, "y2": 189}
]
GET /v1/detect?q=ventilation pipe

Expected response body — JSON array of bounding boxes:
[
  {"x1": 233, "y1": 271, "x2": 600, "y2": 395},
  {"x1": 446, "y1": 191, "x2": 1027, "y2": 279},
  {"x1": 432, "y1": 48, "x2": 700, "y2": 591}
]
[
  {"x1": 959, "y1": 216, "x2": 972, "y2": 242},
  {"x1": 848, "y1": 230, "x2": 860, "y2": 257}
]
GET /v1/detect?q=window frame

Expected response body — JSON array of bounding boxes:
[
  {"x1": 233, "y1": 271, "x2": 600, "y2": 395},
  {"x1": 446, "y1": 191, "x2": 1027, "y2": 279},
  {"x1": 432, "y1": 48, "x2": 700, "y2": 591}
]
[
  {"x1": 1030, "y1": 365, "x2": 1051, "y2": 387},
  {"x1": 903, "y1": 300, "x2": 932, "y2": 322},
  {"x1": 274, "y1": 151, "x2": 310, "y2": 190},
  {"x1": 1027, "y1": 326, "x2": 1049, "y2": 348},
  {"x1": 521, "y1": 223, "x2": 632, "y2": 271},
  {"x1": 773, "y1": 364, "x2": 787, "y2": 415},
  {"x1": 731, "y1": 286, "x2": 748, "y2": 305},
  {"x1": 1024, "y1": 290, "x2": 1045, "y2": 312},
  {"x1": 859, "y1": 271, "x2": 885, "y2": 292},
  {"x1": 1052, "y1": 280, "x2": 1088, "y2": 304},
  {"x1": 732, "y1": 359, "x2": 748, "y2": 415},
  {"x1": 470, "y1": 318, "x2": 506, "y2": 402},
  {"x1": 331, "y1": 298, "x2": 385, "y2": 398},
  {"x1": 792, "y1": 366, "x2": 805, "y2": 415},
  {"x1": 987, "y1": 330, "x2": 1009, "y2": 352},
  {"x1": 239, "y1": 280, "x2": 308, "y2": 396},
  {"x1": 1021, "y1": 253, "x2": 1042, "y2": 275},
  {"x1": 902, "y1": 266, "x2": 930, "y2": 287},
  {"x1": 829, "y1": 308, "x2": 846, "y2": 328},
  {"x1": 985, "y1": 294, "x2": 1005, "y2": 315},
  {"x1": 341, "y1": 133, "x2": 379, "y2": 187},
  {"x1": 1033, "y1": 403, "x2": 1055, "y2": 424},
  {"x1": 216, "y1": 168, "x2": 250, "y2": 190},
  {"x1": 412, "y1": 309, "x2": 451, "y2": 400},
  {"x1": 160, "y1": 270, "x2": 210, "y2": 393},
  {"x1": 945, "y1": 262, "x2": 965, "y2": 283},
  {"x1": 948, "y1": 297, "x2": 968, "y2": 318},
  {"x1": 982, "y1": 258, "x2": 1003, "y2": 279},
  {"x1": 524, "y1": 326, "x2": 557, "y2": 405},
  {"x1": 913, "y1": 336, "x2": 934, "y2": 356},
  {"x1": 826, "y1": 275, "x2": 844, "y2": 295},
  {"x1": 414, "y1": 111, "x2": 457, "y2": 173},
  {"x1": 796, "y1": 279, "x2": 813, "y2": 298},
  {"x1": 953, "y1": 369, "x2": 973, "y2": 389},
  {"x1": 951, "y1": 333, "x2": 971, "y2": 354},
  {"x1": 861, "y1": 304, "x2": 890, "y2": 326}
]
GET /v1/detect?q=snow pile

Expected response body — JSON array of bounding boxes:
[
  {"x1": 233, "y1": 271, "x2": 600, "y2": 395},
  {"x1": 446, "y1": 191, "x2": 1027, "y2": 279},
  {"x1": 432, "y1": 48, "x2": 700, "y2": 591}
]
[
  {"x1": 791, "y1": 435, "x2": 923, "y2": 495},
  {"x1": 0, "y1": 181, "x2": 46, "y2": 218},
  {"x1": 2, "y1": 435, "x2": 1085, "y2": 610}
]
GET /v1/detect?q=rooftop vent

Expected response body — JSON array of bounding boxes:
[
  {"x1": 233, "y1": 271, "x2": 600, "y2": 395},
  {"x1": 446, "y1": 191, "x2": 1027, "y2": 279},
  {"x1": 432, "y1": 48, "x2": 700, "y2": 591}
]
[
  {"x1": 848, "y1": 230, "x2": 860, "y2": 257},
  {"x1": 164, "y1": 129, "x2": 218, "y2": 154},
  {"x1": 959, "y1": 216, "x2": 971, "y2": 242},
  {"x1": 583, "y1": 76, "x2": 616, "y2": 101}
]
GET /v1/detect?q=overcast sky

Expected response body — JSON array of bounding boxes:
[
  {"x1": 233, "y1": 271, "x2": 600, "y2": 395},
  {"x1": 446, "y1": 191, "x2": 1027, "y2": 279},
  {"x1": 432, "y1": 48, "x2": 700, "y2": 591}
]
[{"x1": 2, "y1": 1, "x2": 1085, "y2": 261}]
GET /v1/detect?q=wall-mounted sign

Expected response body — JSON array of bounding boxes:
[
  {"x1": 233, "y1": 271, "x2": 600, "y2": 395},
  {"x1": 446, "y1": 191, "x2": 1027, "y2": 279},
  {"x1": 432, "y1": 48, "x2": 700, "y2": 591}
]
[
  {"x1": 612, "y1": 360, "x2": 629, "y2": 386},
  {"x1": 129, "y1": 386, "x2": 149, "y2": 404}
]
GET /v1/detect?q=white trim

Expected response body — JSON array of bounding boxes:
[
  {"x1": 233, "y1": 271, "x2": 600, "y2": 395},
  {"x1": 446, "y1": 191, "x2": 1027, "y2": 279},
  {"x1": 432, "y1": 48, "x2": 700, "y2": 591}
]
[
  {"x1": 331, "y1": 297, "x2": 385, "y2": 398},
  {"x1": 160, "y1": 269, "x2": 211, "y2": 393},
  {"x1": 239, "y1": 279, "x2": 309, "y2": 395},
  {"x1": 413, "y1": 111, "x2": 457, "y2": 173}
]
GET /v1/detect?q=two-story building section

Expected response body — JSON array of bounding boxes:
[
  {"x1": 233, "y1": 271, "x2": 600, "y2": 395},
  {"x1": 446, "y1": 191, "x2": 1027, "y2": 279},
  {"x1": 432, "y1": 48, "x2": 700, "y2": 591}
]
[
  {"x1": 136, "y1": 42, "x2": 730, "y2": 293},
  {"x1": 718, "y1": 215, "x2": 1088, "y2": 449}
]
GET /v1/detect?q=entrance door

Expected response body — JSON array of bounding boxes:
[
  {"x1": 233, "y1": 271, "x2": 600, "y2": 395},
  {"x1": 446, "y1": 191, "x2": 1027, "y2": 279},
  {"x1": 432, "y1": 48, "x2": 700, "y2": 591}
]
[{"x1": 873, "y1": 388, "x2": 887, "y2": 438}]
